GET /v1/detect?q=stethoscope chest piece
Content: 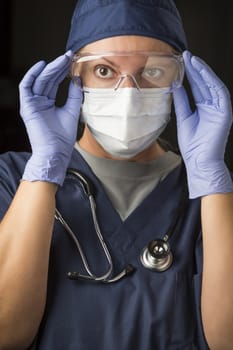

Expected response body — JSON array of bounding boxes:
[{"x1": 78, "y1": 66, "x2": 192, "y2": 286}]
[{"x1": 140, "y1": 239, "x2": 173, "y2": 272}]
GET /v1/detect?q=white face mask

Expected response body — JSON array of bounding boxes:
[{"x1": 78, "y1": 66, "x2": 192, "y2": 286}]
[{"x1": 81, "y1": 87, "x2": 172, "y2": 158}]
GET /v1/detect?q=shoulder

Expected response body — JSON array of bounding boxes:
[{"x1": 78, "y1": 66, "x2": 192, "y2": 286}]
[
  {"x1": 0, "y1": 151, "x2": 31, "y2": 219},
  {"x1": 0, "y1": 151, "x2": 31, "y2": 173},
  {"x1": 0, "y1": 151, "x2": 31, "y2": 189}
]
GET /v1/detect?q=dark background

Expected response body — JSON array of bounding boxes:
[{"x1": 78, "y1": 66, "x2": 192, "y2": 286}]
[{"x1": 0, "y1": 0, "x2": 233, "y2": 169}]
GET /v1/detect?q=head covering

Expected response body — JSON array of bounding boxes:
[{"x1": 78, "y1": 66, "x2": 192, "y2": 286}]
[{"x1": 66, "y1": 0, "x2": 187, "y2": 53}]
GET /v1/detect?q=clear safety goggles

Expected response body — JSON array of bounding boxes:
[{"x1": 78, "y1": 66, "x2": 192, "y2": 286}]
[{"x1": 71, "y1": 51, "x2": 184, "y2": 91}]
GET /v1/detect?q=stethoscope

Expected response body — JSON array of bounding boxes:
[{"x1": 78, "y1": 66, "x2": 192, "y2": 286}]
[{"x1": 55, "y1": 167, "x2": 188, "y2": 283}]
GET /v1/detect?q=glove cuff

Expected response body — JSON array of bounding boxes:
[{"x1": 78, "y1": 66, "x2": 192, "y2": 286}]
[
  {"x1": 22, "y1": 153, "x2": 71, "y2": 186},
  {"x1": 186, "y1": 161, "x2": 233, "y2": 199}
]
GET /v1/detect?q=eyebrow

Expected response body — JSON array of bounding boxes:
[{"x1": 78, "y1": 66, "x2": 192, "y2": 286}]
[{"x1": 91, "y1": 57, "x2": 121, "y2": 69}]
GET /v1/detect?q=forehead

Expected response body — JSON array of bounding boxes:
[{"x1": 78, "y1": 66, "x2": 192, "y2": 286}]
[{"x1": 79, "y1": 35, "x2": 174, "y2": 53}]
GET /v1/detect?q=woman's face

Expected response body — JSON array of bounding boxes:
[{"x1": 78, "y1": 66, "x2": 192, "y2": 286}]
[{"x1": 77, "y1": 36, "x2": 174, "y2": 161}]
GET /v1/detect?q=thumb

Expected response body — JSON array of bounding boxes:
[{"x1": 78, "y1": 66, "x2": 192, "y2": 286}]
[
  {"x1": 173, "y1": 86, "x2": 192, "y2": 127},
  {"x1": 64, "y1": 80, "x2": 83, "y2": 115}
]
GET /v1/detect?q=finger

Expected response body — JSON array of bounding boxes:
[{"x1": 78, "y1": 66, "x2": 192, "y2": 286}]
[
  {"x1": 191, "y1": 56, "x2": 224, "y2": 89},
  {"x1": 32, "y1": 51, "x2": 73, "y2": 96},
  {"x1": 32, "y1": 55, "x2": 70, "y2": 96},
  {"x1": 218, "y1": 86, "x2": 232, "y2": 112},
  {"x1": 19, "y1": 61, "x2": 46, "y2": 99},
  {"x1": 173, "y1": 85, "x2": 193, "y2": 127},
  {"x1": 43, "y1": 64, "x2": 71, "y2": 99},
  {"x1": 64, "y1": 80, "x2": 83, "y2": 116},
  {"x1": 183, "y1": 51, "x2": 212, "y2": 103},
  {"x1": 191, "y1": 56, "x2": 230, "y2": 109}
]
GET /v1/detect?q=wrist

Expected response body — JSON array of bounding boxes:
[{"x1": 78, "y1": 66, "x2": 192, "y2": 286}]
[
  {"x1": 185, "y1": 160, "x2": 233, "y2": 198},
  {"x1": 22, "y1": 152, "x2": 71, "y2": 186},
  {"x1": 20, "y1": 179, "x2": 58, "y2": 194}
]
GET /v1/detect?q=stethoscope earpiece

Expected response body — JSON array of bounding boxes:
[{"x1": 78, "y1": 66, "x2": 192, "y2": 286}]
[{"x1": 140, "y1": 239, "x2": 173, "y2": 272}]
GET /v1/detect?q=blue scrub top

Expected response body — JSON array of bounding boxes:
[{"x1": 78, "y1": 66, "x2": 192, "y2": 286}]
[{"x1": 0, "y1": 150, "x2": 209, "y2": 350}]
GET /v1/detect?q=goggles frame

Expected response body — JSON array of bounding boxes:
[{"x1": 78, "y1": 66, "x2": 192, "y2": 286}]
[{"x1": 71, "y1": 51, "x2": 185, "y2": 91}]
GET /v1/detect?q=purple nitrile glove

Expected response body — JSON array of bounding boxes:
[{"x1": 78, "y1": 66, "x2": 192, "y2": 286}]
[
  {"x1": 173, "y1": 50, "x2": 233, "y2": 198},
  {"x1": 19, "y1": 51, "x2": 83, "y2": 186}
]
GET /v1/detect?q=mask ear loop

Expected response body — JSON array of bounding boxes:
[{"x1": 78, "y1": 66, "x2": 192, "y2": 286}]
[{"x1": 114, "y1": 74, "x2": 141, "y2": 91}]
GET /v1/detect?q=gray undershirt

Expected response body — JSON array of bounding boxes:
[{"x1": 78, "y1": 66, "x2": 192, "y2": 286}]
[{"x1": 75, "y1": 143, "x2": 181, "y2": 220}]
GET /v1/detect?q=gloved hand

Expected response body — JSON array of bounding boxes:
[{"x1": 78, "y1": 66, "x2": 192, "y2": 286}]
[
  {"x1": 19, "y1": 51, "x2": 83, "y2": 186},
  {"x1": 173, "y1": 50, "x2": 233, "y2": 198}
]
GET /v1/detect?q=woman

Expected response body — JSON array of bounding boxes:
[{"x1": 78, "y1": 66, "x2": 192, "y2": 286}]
[{"x1": 0, "y1": 0, "x2": 233, "y2": 349}]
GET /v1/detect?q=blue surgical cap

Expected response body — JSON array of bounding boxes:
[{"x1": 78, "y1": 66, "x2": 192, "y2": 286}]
[{"x1": 66, "y1": 0, "x2": 188, "y2": 53}]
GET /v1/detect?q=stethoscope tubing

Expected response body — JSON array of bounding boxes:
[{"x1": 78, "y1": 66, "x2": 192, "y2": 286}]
[
  {"x1": 55, "y1": 165, "x2": 188, "y2": 282},
  {"x1": 55, "y1": 169, "x2": 134, "y2": 283}
]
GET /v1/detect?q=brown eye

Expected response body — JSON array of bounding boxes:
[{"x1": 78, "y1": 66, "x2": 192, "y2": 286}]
[{"x1": 95, "y1": 65, "x2": 115, "y2": 79}]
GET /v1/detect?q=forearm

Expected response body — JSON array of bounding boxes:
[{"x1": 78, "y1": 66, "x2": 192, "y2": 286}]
[
  {"x1": 201, "y1": 193, "x2": 233, "y2": 350},
  {"x1": 0, "y1": 180, "x2": 57, "y2": 349}
]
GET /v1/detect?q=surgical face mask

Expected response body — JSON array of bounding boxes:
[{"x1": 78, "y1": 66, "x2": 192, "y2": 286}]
[{"x1": 81, "y1": 87, "x2": 172, "y2": 158}]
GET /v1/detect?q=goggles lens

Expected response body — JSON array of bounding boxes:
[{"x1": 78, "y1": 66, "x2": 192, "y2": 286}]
[{"x1": 71, "y1": 52, "x2": 184, "y2": 90}]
